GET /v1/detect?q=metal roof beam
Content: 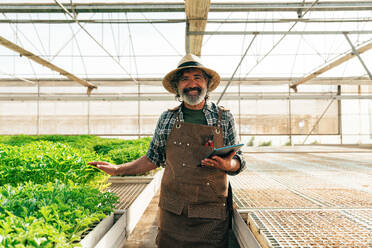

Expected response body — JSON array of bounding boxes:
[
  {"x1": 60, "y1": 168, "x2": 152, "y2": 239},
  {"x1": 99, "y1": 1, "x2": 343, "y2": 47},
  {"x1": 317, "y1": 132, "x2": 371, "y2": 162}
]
[
  {"x1": 0, "y1": 3, "x2": 184, "y2": 13},
  {"x1": 0, "y1": 35, "x2": 97, "y2": 92},
  {"x1": 290, "y1": 41, "x2": 372, "y2": 91},
  {"x1": 1, "y1": 18, "x2": 372, "y2": 24},
  {"x1": 0, "y1": 77, "x2": 371, "y2": 87},
  {"x1": 344, "y1": 34, "x2": 372, "y2": 80},
  {"x1": 210, "y1": 1, "x2": 372, "y2": 12},
  {"x1": 1, "y1": 93, "x2": 371, "y2": 101},
  {"x1": 189, "y1": 30, "x2": 372, "y2": 35},
  {"x1": 0, "y1": 19, "x2": 186, "y2": 24},
  {"x1": 1, "y1": 1, "x2": 372, "y2": 13}
]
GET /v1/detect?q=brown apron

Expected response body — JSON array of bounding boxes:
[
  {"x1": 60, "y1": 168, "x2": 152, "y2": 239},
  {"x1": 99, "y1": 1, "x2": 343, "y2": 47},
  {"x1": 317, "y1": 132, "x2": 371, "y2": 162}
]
[{"x1": 156, "y1": 109, "x2": 229, "y2": 248}]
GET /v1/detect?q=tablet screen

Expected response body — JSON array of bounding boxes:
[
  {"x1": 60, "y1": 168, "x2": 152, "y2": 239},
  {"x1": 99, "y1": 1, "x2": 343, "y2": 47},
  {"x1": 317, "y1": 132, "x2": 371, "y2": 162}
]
[{"x1": 205, "y1": 143, "x2": 244, "y2": 159}]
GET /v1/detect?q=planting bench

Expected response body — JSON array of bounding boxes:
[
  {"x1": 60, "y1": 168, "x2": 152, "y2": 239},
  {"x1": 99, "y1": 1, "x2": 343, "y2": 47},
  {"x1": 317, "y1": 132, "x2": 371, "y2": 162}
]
[{"x1": 80, "y1": 169, "x2": 163, "y2": 248}]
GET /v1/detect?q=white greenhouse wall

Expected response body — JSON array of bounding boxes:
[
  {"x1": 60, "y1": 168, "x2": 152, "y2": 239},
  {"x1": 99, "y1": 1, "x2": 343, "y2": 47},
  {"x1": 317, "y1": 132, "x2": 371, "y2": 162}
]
[{"x1": 0, "y1": 98, "x2": 371, "y2": 145}]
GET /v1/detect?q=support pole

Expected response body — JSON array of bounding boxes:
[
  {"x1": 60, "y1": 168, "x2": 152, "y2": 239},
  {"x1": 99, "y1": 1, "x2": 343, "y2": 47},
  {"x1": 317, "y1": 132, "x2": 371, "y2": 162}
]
[
  {"x1": 185, "y1": 22, "x2": 190, "y2": 54},
  {"x1": 238, "y1": 81, "x2": 242, "y2": 141},
  {"x1": 288, "y1": 88, "x2": 292, "y2": 146},
  {"x1": 138, "y1": 82, "x2": 141, "y2": 139},
  {"x1": 337, "y1": 85, "x2": 343, "y2": 144},
  {"x1": 37, "y1": 81, "x2": 40, "y2": 135},
  {"x1": 87, "y1": 94, "x2": 90, "y2": 135},
  {"x1": 217, "y1": 34, "x2": 257, "y2": 104},
  {"x1": 303, "y1": 98, "x2": 335, "y2": 144}
]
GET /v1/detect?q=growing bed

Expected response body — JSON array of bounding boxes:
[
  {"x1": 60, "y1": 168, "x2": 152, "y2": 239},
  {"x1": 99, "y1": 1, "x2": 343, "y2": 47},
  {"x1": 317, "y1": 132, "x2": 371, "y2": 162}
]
[
  {"x1": 0, "y1": 135, "x2": 155, "y2": 247},
  {"x1": 81, "y1": 170, "x2": 163, "y2": 248},
  {"x1": 230, "y1": 147, "x2": 372, "y2": 248}
]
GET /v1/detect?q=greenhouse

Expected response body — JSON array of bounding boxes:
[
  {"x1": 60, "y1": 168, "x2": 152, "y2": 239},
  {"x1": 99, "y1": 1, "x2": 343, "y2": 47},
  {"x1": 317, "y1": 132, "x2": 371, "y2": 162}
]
[{"x1": 0, "y1": 0, "x2": 371, "y2": 247}]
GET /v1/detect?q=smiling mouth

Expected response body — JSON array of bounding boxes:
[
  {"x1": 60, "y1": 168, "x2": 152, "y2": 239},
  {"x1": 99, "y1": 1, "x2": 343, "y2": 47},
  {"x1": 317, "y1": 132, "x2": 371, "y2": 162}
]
[
  {"x1": 188, "y1": 90, "x2": 199, "y2": 95},
  {"x1": 183, "y1": 87, "x2": 201, "y2": 95}
]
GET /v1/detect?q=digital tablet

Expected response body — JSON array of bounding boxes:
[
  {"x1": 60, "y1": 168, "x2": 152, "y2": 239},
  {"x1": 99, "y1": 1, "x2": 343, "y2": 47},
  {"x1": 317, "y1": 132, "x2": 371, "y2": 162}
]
[{"x1": 205, "y1": 144, "x2": 244, "y2": 159}]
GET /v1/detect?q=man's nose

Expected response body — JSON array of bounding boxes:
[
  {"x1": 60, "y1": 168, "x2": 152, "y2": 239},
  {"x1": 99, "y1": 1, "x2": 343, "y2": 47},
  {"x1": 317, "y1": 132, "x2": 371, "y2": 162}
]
[{"x1": 187, "y1": 79, "x2": 199, "y2": 87}]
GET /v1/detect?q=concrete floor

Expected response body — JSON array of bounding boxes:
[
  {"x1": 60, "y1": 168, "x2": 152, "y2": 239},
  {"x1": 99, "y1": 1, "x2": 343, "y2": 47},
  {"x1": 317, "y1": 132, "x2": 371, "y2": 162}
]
[{"x1": 123, "y1": 191, "x2": 159, "y2": 248}]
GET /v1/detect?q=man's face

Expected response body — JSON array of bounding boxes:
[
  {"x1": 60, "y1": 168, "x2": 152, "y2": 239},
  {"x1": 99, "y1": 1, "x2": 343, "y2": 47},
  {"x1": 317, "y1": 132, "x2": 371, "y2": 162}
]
[{"x1": 177, "y1": 68, "x2": 208, "y2": 106}]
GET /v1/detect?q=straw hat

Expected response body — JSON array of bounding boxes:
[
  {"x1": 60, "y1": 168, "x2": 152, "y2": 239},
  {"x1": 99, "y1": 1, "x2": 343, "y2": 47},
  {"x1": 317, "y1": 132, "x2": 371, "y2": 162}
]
[{"x1": 162, "y1": 54, "x2": 221, "y2": 94}]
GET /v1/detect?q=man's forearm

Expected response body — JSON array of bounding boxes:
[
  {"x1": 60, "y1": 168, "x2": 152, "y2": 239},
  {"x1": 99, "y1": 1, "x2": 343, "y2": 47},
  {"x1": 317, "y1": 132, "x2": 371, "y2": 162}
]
[{"x1": 116, "y1": 155, "x2": 157, "y2": 175}]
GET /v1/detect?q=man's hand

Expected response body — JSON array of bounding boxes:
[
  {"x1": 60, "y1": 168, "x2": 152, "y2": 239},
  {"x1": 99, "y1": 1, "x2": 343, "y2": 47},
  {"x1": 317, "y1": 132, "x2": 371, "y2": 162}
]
[
  {"x1": 201, "y1": 151, "x2": 237, "y2": 171},
  {"x1": 88, "y1": 161, "x2": 119, "y2": 176},
  {"x1": 89, "y1": 156, "x2": 157, "y2": 176}
]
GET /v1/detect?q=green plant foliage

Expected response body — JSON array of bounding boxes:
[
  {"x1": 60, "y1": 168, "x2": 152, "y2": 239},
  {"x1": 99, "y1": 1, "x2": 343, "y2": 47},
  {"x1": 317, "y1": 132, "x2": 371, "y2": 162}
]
[
  {"x1": 0, "y1": 181, "x2": 118, "y2": 247},
  {"x1": 247, "y1": 136, "x2": 255, "y2": 146},
  {"x1": 107, "y1": 141, "x2": 150, "y2": 164},
  {"x1": 0, "y1": 135, "x2": 154, "y2": 246},
  {"x1": 106, "y1": 138, "x2": 158, "y2": 176},
  {"x1": 0, "y1": 135, "x2": 107, "y2": 152},
  {"x1": 0, "y1": 135, "x2": 152, "y2": 154},
  {"x1": 0, "y1": 134, "x2": 39, "y2": 146},
  {"x1": 0, "y1": 212, "x2": 69, "y2": 248},
  {"x1": 93, "y1": 137, "x2": 151, "y2": 155},
  {"x1": 0, "y1": 141, "x2": 106, "y2": 187},
  {"x1": 258, "y1": 141, "x2": 272, "y2": 146}
]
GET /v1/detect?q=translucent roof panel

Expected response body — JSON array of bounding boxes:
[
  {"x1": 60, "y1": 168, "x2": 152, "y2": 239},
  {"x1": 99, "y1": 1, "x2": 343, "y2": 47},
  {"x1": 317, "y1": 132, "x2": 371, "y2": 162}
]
[{"x1": 0, "y1": 1, "x2": 371, "y2": 82}]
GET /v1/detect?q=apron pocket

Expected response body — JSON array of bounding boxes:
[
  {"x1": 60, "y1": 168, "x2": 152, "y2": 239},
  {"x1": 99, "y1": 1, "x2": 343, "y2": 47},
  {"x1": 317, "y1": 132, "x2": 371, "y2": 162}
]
[
  {"x1": 159, "y1": 194, "x2": 184, "y2": 215},
  {"x1": 188, "y1": 203, "x2": 227, "y2": 219}
]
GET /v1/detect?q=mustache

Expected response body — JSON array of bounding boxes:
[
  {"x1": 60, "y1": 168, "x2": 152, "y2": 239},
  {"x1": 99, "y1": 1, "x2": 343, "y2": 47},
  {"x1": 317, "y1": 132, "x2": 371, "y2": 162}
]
[{"x1": 183, "y1": 87, "x2": 202, "y2": 94}]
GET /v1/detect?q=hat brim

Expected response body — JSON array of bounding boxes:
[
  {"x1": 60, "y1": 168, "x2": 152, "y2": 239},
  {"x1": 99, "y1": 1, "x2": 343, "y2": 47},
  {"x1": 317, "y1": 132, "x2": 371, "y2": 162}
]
[{"x1": 162, "y1": 65, "x2": 220, "y2": 94}]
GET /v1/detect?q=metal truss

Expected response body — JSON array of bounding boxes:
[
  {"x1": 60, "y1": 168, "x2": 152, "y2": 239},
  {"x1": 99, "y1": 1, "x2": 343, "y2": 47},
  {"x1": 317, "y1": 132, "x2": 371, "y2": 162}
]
[{"x1": 1, "y1": 2, "x2": 372, "y2": 14}]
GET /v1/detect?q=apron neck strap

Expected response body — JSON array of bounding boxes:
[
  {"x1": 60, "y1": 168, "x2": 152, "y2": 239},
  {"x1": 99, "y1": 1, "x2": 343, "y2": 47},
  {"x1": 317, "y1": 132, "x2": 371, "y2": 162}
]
[
  {"x1": 217, "y1": 108, "x2": 223, "y2": 128},
  {"x1": 175, "y1": 111, "x2": 182, "y2": 123}
]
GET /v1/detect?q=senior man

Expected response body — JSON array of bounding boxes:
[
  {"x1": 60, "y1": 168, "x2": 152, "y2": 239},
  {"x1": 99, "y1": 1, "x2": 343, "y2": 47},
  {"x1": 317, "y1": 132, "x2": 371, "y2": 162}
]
[{"x1": 89, "y1": 54, "x2": 245, "y2": 248}]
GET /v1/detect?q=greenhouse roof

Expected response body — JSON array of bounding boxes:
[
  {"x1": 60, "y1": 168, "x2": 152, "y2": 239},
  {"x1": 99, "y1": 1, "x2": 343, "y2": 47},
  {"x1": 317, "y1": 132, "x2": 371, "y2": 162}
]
[{"x1": 0, "y1": 1, "x2": 371, "y2": 93}]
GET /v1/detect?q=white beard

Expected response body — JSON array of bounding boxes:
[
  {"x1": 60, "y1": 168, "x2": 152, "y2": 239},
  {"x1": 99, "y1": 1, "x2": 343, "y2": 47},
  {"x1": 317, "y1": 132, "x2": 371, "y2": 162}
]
[{"x1": 180, "y1": 87, "x2": 207, "y2": 106}]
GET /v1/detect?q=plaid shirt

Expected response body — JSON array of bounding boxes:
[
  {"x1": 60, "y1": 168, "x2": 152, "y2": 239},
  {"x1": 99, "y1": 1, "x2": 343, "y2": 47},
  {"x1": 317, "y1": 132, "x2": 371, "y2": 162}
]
[{"x1": 146, "y1": 101, "x2": 245, "y2": 175}]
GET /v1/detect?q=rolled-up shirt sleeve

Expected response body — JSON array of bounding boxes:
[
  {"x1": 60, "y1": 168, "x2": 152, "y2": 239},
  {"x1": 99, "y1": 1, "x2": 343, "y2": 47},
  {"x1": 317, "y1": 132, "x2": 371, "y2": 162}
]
[
  {"x1": 223, "y1": 111, "x2": 246, "y2": 175},
  {"x1": 146, "y1": 112, "x2": 168, "y2": 167}
]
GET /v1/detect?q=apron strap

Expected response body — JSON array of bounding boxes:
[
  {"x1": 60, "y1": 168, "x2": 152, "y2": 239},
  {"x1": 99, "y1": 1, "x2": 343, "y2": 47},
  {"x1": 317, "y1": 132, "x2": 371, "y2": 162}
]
[
  {"x1": 217, "y1": 108, "x2": 223, "y2": 128},
  {"x1": 214, "y1": 107, "x2": 223, "y2": 135},
  {"x1": 175, "y1": 109, "x2": 183, "y2": 127}
]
